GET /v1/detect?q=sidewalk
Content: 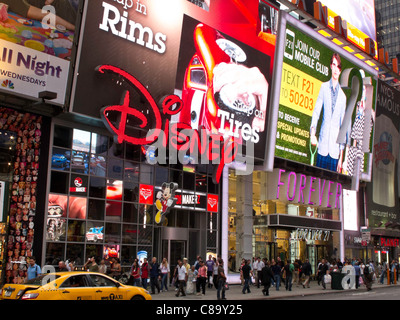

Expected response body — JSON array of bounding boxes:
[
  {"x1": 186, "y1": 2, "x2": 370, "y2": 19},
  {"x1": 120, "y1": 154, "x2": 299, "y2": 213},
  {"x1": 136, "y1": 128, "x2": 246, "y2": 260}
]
[{"x1": 150, "y1": 279, "x2": 400, "y2": 300}]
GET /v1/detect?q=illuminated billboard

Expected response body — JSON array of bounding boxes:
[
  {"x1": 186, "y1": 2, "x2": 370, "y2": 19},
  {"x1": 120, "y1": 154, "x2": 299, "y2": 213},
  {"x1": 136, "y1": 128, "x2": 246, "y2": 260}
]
[
  {"x1": 173, "y1": 15, "x2": 271, "y2": 160},
  {"x1": 366, "y1": 80, "x2": 400, "y2": 228},
  {"x1": 0, "y1": 1, "x2": 80, "y2": 105},
  {"x1": 343, "y1": 188, "x2": 358, "y2": 231},
  {"x1": 318, "y1": 0, "x2": 377, "y2": 52},
  {"x1": 268, "y1": 12, "x2": 378, "y2": 183},
  {"x1": 69, "y1": 0, "x2": 278, "y2": 166}
]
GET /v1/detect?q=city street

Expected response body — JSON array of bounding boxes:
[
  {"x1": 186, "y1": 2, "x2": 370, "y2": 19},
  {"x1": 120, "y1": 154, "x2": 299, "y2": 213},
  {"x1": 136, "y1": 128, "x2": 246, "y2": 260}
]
[
  {"x1": 285, "y1": 284, "x2": 400, "y2": 300},
  {"x1": 150, "y1": 279, "x2": 400, "y2": 301},
  {"x1": 1, "y1": 0, "x2": 400, "y2": 303}
]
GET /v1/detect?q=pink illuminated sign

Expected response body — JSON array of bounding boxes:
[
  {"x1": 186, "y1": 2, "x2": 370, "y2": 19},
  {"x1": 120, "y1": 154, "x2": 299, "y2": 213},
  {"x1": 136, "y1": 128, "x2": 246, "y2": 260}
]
[{"x1": 276, "y1": 169, "x2": 342, "y2": 209}]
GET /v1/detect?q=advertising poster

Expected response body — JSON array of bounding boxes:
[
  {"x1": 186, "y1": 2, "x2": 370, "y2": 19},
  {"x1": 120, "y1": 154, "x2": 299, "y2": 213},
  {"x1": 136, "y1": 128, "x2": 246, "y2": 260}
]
[
  {"x1": 0, "y1": 1, "x2": 79, "y2": 105},
  {"x1": 274, "y1": 20, "x2": 377, "y2": 178},
  {"x1": 367, "y1": 80, "x2": 400, "y2": 228},
  {"x1": 342, "y1": 188, "x2": 358, "y2": 231},
  {"x1": 3, "y1": 107, "x2": 42, "y2": 284},
  {"x1": 173, "y1": 15, "x2": 271, "y2": 160},
  {"x1": 317, "y1": 0, "x2": 377, "y2": 55},
  {"x1": 69, "y1": 0, "x2": 278, "y2": 163}
]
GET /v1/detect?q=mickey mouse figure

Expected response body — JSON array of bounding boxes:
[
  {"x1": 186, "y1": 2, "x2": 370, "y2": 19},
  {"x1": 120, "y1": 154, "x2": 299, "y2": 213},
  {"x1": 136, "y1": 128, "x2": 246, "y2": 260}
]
[{"x1": 155, "y1": 182, "x2": 178, "y2": 224}]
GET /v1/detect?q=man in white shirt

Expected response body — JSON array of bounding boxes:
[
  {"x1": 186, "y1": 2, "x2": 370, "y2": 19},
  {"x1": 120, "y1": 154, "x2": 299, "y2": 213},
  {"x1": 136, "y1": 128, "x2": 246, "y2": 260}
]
[
  {"x1": 175, "y1": 260, "x2": 188, "y2": 297},
  {"x1": 252, "y1": 258, "x2": 259, "y2": 286},
  {"x1": 256, "y1": 257, "x2": 265, "y2": 288}
]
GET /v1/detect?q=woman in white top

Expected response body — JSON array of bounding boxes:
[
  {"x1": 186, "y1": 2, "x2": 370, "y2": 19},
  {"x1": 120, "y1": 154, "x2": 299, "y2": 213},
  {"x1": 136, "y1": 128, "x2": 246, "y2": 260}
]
[
  {"x1": 212, "y1": 258, "x2": 219, "y2": 289},
  {"x1": 160, "y1": 258, "x2": 170, "y2": 292},
  {"x1": 186, "y1": 265, "x2": 196, "y2": 294}
]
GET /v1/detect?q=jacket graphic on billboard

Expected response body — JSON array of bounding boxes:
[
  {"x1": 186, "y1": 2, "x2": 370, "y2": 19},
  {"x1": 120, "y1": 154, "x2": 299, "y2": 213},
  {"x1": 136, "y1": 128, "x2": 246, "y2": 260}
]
[{"x1": 154, "y1": 182, "x2": 178, "y2": 224}]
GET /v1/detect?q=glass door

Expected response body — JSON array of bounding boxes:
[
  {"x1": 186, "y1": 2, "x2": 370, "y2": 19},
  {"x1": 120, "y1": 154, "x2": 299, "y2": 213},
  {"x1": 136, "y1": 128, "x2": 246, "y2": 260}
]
[
  {"x1": 162, "y1": 240, "x2": 187, "y2": 284},
  {"x1": 308, "y1": 245, "x2": 316, "y2": 276},
  {"x1": 170, "y1": 240, "x2": 186, "y2": 269}
]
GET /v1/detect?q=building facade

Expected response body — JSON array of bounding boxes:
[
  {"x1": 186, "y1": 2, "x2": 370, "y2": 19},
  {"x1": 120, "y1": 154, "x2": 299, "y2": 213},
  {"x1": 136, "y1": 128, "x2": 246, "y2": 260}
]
[
  {"x1": 376, "y1": 0, "x2": 400, "y2": 64},
  {"x1": 0, "y1": 0, "x2": 399, "y2": 287}
]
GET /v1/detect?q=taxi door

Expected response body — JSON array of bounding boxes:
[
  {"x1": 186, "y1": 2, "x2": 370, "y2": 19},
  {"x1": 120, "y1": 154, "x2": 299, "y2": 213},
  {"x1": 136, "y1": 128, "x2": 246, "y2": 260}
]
[{"x1": 88, "y1": 274, "x2": 126, "y2": 301}]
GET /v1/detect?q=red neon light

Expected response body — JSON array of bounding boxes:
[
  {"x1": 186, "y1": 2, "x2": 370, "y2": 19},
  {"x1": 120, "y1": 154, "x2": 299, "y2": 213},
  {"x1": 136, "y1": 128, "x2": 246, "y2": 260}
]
[
  {"x1": 380, "y1": 237, "x2": 400, "y2": 247},
  {"x1": 98, "y1": 65, "x2": 162, "y2": 145},
  {"x1": 97, "y1": 64, "x2": 237, "y2": 184}
]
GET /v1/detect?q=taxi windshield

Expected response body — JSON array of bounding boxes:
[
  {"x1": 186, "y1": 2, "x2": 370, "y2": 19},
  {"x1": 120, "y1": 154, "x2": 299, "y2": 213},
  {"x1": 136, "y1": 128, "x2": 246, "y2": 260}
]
[{"x1": 24, "y1": 274, "x2": 61, "y2": 286}]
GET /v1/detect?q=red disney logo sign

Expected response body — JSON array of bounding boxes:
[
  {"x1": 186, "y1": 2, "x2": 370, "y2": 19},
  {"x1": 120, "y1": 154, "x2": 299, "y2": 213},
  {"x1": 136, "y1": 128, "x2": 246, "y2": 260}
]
[{"x1": 97, "y1": 64, "x2": 251, "y2": 183}]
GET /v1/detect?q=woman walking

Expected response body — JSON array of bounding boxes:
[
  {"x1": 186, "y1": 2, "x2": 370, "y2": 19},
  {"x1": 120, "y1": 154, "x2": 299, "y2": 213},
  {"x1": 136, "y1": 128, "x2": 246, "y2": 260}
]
[
  {"x1": 131, "y1": 260, "x2": 141, "y2": 286},
  {"x1": 160, "y1": 258, "x2": 170, "y2": 292}
]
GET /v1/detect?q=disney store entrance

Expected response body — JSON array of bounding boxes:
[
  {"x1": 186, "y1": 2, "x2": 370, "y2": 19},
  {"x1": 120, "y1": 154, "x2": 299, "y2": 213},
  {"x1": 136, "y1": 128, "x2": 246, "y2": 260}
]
[
  {"x1": 162, "y1": 238, "x2": 187, "y2": 281},
  {"x1": 160, "y1": 223, "x2": 203, "y2": 283},
  {"x1": 156, "y1": 194, "x2": 219, "y2": 269}
]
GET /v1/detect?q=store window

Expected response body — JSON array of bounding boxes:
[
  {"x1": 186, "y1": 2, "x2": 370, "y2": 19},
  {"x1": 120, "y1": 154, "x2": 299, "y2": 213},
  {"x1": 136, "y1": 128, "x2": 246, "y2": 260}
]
[
  {"x1": 46, "y1": 124, "x2": 220, "y2": 270},
  {"x1": 228, "y1": 169, "x2": 341, "y2": 274}
]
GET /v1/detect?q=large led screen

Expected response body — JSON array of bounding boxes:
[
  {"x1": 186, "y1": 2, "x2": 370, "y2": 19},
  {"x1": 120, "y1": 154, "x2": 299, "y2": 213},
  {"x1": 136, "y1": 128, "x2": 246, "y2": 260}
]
[
  {"x1": 69, "y1": 0, "x2": 278, "y2": 163},
  {"x1": 271, "y1": 12, "x2": 377, "y2": 181},
  {"x1": 172, "y1": 15, "x2": 271, "y2": 160},
  {"x1": 366, "y1": 80, "x2": 400, "y2": 228}
]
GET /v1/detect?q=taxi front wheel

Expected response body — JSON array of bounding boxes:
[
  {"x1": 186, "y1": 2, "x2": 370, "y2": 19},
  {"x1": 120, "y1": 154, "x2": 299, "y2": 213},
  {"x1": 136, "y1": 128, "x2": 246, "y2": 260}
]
[{"x1": 131, "y1": 295, "x2": 145, "y2": 300}]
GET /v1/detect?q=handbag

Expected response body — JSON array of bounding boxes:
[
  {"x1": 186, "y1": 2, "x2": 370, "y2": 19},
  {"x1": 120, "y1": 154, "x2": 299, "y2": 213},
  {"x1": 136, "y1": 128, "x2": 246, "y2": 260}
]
[
  {"x1": 224, "y1": 282, "x2": 229, "y2": 290},
  {"x1": 324, "y1": 274, "x2": 332, "y2": 284}
]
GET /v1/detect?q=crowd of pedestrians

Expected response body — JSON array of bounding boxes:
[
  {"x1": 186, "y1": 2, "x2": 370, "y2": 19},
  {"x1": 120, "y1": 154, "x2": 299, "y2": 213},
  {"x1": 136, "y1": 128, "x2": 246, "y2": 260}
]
[
  {"x1": 170, "y1": 255, "x2": 228, "y2": 300},
  {"x1": 111, "y1": 254, "x2": 229, "y2": 300},
  {"x1": 239, "y1": 256, "x2": 293, "y2": 295},
  {"x1": 37, "y1": 254, "x2": 228, "y2": 298},
  {"x1": 29, "y1": 254, "x2": 400, "y2": 298},
  {"x1": 314, "y1": 258, "x2": 375, "y2": 291},
  {"x1": 235, "y1": 256, "x2": 391, "y2": 294}
]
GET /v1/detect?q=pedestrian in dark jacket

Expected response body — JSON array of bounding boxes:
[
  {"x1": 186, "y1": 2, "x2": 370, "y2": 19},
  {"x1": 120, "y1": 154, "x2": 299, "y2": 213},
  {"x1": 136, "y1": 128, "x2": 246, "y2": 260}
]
[
  {"x1": 241, "y1": 259, "x2": 252, "y2": 294},
  {"x1": 261, "y1": 260, "x2": 274, "y2": 296},
  {"x1": 149, "y1": 257, "x2": 161, "y2": 294},
  {"x1": 283, "y1": 260, "x2": 294, "y2": 291},
  {"x1": 271, "y1": 260, "x2": 282, "y2": 290},
  {"x1": 302, "y1": 259, "x2": 312, "y2": 288},
  {"x1": 319, "y1": 259, "x2": 329, "y2": 289}
]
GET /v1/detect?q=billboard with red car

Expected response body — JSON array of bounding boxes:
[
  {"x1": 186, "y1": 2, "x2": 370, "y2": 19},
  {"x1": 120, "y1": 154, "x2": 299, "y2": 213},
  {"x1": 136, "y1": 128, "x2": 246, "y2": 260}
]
[{"x1": 69, "y1": 0, "x2": 278, "y2": 164}]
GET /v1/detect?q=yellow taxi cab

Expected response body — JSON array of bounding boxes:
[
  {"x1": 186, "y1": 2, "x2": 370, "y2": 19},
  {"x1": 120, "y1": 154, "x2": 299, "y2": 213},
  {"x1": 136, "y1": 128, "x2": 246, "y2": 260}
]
[{"x1": 0, "y1": 272, "x2": 152, "y2": 300}]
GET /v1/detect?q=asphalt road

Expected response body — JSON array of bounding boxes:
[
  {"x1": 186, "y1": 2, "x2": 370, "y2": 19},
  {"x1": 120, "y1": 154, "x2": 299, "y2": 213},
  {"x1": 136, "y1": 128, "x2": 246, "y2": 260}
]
[{"x1": 284, "y1": 285, "x2": 400, "y2": 300}]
